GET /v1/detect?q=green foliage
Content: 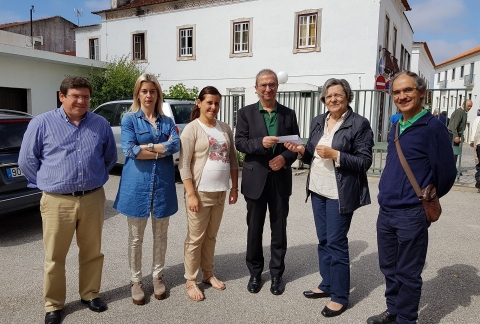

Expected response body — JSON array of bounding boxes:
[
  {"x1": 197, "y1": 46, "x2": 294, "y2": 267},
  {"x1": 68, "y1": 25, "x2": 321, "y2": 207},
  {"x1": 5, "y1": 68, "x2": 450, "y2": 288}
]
[
  {"x1": 87, "y1": 55, "x2": 149, "y2": 109},
  {"x1": 163, "y1": 83, "x2": 199, "y2": 100},
  {"x1": 236, "y1": 151, "x2": 245, "y2": 166}
]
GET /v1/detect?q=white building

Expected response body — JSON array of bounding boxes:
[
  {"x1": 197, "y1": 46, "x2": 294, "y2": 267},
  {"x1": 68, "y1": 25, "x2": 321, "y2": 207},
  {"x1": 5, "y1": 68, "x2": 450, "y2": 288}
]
[
  {"x1": 433, "y1": 45, "x2": 479, "y2": 139},
  {"x1": 75, "y1": 0, "x2": 414, "y2": 140},
  {"x1": 411, "y1": 41, "x2": 435, "y2": 89},
  {"x1": 0, "y1": 42, "x2": 103, "y2": 115}
]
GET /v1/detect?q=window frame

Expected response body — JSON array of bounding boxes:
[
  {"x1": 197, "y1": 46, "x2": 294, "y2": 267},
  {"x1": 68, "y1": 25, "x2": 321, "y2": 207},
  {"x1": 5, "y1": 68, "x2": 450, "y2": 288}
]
[
  {"x1": 131, "y1": 31, "x2": 147, "y2": 62},
  {"x1": 177, "y1": 24, "x2": 196, "y2": 61},
  {"x1": 229, "y1": 18, "x2": 253, "y2": 58},
  {"x1": 293, "y1": 9, "x2": 322, "y2": 54},
  {"x1": 89, "y1": 37, "x2": 100, "y2": 60},
  {"x1": 460, "y1": 65, "x2": 465, "y2": 78}
]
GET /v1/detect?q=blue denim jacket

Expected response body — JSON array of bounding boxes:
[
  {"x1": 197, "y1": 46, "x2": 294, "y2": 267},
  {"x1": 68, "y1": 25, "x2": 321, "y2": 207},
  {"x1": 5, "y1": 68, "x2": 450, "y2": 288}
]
[{"x1": 114, "y1": 110, "x2": 180, "y2": 218}]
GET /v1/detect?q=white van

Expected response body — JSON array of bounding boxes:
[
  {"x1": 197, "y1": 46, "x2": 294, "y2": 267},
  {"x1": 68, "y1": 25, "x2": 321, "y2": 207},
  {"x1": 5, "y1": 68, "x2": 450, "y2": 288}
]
[{"x1": 92, "y1": 99, "x2": 195, "y2": 166}]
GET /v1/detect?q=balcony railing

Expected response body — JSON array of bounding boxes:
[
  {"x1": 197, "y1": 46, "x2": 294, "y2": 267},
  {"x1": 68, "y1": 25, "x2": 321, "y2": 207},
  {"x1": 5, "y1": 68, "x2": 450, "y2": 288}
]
[
  {"x1": 382, "y1": 48, "x2": 401, "y2": 76},
  {"x1": 464, "y1": 74, "x2": 475, "y2": 86},
  {"x1": 439, "y1": 79, "x2": 447, "y2": 89}
]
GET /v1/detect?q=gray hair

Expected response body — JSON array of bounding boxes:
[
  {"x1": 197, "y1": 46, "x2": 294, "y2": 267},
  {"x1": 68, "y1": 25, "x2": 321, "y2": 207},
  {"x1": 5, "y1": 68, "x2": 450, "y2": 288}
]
[
  {"x1": 255, "y1": 69, "x2": 278, "y2": 86},
  {"x1": 390, "y1": 71, "x2": 427, "y2": 93},
  {"x1": 320, "y1": 78, "x2": 354, "y2": 104}
]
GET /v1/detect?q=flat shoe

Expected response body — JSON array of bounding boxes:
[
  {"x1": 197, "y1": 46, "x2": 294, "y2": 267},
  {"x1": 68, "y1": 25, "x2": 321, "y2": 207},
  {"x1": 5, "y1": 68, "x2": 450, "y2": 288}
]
[
  {"x1": 303, "y1": 290, "x2": 331, "y2": 299},
  {"x1": 321, "y1": 304, "x2": 348, "y2": 317},
  {"x1": 186, "y1": 283, "x2": 204, "y2": 301},
  {"x1": 45, "y1": 310, "x2": 61, "y2": 324},
  {"x1": 80, "y1": 297, "x2": 107, "y2": 312},
  {"x1": 202, "y1": 275, "x2": 226, "y2": 290}
]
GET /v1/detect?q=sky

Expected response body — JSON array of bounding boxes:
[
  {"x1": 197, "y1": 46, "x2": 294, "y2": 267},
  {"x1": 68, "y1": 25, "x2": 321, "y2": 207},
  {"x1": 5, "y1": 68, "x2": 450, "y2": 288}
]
[{"x1": 0, "y1": 0, "x2": 479, "y2": 66}]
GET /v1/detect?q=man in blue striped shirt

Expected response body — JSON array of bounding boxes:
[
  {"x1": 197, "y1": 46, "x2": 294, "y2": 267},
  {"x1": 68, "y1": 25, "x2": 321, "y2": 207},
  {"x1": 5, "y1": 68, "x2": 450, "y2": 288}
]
[{"x1": 19, "y1": 76, "x2": 117, "y2": 324}]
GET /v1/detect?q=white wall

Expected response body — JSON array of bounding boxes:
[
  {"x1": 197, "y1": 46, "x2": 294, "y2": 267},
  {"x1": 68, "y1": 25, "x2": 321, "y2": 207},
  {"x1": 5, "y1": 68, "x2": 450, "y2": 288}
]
[
  {"x1": 0, "y1": 44, "x2": 104, "y2": 115},
  {"x1": 76, "y1": 0, "x2": 396, "y2": 93},
  {"x1": 411, "y1": 44, "x2": 435, "y2": 88}
]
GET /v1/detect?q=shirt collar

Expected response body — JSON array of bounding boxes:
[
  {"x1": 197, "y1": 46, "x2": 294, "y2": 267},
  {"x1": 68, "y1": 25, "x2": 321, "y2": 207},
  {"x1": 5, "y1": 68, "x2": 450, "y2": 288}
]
[
  {"x1": 58, "y1": 106, "x2": 88, "y2": 123},
  {"x1": 258, "y1": 101, "x2": 277, "y2": 113}
]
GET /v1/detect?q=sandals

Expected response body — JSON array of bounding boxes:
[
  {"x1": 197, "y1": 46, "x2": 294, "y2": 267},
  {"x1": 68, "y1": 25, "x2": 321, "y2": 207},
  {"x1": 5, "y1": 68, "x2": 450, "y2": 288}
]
[
  {"x1": 186, "y1": 283, "x2": 204, "y2": 301},
  {"x1": 202, "y1": 275, "x2": 226, "y2": 290}
]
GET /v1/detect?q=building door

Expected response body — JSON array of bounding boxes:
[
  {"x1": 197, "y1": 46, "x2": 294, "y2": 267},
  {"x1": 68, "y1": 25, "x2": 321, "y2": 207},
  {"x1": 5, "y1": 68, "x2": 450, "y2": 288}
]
[{"x1": 0, "y1": 87, "x2": 28, "y2": 112}]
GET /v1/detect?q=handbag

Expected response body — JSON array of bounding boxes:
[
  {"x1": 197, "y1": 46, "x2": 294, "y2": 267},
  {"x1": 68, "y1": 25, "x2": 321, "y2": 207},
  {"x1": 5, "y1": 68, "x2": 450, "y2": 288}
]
[{"x1": 394, "y1": 123, "x2": 442, "y2": 222}]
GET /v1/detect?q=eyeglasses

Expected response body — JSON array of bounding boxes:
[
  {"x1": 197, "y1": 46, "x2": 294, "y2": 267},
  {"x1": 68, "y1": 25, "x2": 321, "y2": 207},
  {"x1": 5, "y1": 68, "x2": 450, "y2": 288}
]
[
  {"x1": 325, "y1": 93, "x2": 345, "y2": 101},
  {"x1": 392, "y1": 87, "x2": 417, "y2": 98},
  {"x1": 257, "y1": 83, "x2": 278, "y2": 90},
  {"x1": 66, "y1": 94, "x2": 91, "y2": 101}
]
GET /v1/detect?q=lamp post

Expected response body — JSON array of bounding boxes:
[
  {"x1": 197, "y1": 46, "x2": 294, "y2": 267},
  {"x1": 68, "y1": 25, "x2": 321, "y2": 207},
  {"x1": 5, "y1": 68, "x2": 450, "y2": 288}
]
[{"x1": 30, "y1": 5, "x2": 34, "y2": 49}]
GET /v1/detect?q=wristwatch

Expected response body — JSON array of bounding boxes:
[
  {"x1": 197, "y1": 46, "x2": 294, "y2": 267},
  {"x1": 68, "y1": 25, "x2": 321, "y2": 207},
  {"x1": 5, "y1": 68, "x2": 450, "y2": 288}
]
[{"x1": 147, "y1": 143, "x2": 154, "y2": 152}]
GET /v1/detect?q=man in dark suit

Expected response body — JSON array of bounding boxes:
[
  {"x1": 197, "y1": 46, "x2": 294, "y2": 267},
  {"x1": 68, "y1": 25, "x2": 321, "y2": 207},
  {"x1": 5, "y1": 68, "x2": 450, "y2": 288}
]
[{"x1": 235, "y1": 69, "x2": 300, "y2": 295}]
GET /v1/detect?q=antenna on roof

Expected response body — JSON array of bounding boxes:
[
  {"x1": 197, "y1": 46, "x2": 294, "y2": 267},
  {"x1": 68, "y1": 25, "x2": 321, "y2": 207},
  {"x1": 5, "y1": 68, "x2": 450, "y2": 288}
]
[{"x1": 73, "y1": 7, "x2": 83, "y2": 26}]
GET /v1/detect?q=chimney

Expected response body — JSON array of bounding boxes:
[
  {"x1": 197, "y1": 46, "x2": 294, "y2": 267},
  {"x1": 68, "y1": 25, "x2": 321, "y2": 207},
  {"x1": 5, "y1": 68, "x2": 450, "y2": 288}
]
[{"x1": 111, "y1": 0, "x2": 133, "y2": 9}]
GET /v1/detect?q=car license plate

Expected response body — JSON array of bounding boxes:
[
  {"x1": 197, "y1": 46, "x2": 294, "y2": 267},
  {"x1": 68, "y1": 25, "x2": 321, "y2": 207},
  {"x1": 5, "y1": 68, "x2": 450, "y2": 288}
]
[{"x1": 6, "y1": 167, "x2": 23, "y2": 179}]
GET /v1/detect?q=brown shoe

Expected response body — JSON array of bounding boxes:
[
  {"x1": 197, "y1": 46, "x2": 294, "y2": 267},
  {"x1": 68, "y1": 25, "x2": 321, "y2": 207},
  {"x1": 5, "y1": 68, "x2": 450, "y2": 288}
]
[
  {"x1": 131, "y1": 281, "x2": 145, "y2": 305},
  {"x1": 153, "y1": 276, "x2": 166, "y2": 300}
]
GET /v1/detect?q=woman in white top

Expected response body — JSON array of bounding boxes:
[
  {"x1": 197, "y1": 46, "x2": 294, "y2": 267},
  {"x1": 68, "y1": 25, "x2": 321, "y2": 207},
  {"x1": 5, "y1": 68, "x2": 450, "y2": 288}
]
[
  {"x1": 178, "y1": 86, "x2": 239, "y2": 301},
  {"x1": 285, "y1": 79, "x2": 374, "y2": 317}
]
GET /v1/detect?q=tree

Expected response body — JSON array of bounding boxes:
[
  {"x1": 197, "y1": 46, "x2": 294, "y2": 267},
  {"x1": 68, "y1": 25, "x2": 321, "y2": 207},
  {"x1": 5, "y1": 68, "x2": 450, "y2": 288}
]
[
  {"x1": 87, "y1": 55, "x2": 150, "y2": 109},
  {"x1": 163, "y1": 83, "x2": 198, "y2": 100}
]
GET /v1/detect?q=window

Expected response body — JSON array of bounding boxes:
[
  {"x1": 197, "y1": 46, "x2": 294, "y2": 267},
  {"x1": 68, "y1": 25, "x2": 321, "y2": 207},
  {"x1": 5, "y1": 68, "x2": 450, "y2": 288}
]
[
  {"x1": 437, "y1": 73, "x2": 440, "y2": 83},
  {"x1": 392, "y1": 26, "x2": 397, "y2": 57},
  {"x1": 177, "y1": 25, "x2": 196, "y2": 61},
  {"x1": 460, "y1": 65, "x2": 464, "y2": 78},
  {"x1": 451, "y1": 95, "x2": 454, "y2": 106},
  {"x1": 229, "y1": 18, "x2": 253, "y2": 58},
  {"x1": 459, "y1": 94, "x2": 463, "y2": 105},
  {"x1": 132, "y1": 32, "x2": 146, "y2": 61},
  {"x1": 89, "y1": 38, "x2": 99, "y2": 60},
  {"x1": 234, "y1": 22, "x2": 249, "y2": 53},
  {"x1": 384, "y1": 15, "x2": 390, "y2": 51},
  {"x1": 293, "y1": 9, "x2": 322, "y2": 54},
  {"x1": 452, "y1": 68, "x2": 455, "y2": 80}
]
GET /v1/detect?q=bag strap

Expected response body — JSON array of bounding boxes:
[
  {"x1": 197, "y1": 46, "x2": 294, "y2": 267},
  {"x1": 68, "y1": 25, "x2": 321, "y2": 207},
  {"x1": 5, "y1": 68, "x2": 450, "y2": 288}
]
[{"x1": 394, "y1": 122, "x2": 423, "y2": 198}]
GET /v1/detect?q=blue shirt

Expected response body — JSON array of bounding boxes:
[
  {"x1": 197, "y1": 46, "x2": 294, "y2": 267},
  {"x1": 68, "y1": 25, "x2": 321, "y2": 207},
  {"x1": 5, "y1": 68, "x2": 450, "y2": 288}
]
[
  {"x1": 18, "y1": 107, "x2": 117, "y2": 193},
  {"x1": 113, "y1": 110, "x2": 180, "y2": 218}
]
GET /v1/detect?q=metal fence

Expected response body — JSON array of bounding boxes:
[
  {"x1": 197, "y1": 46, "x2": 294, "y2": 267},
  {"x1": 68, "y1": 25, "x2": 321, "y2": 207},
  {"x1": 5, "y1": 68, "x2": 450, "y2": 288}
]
[{"x1": 217, "y1": 88, "x2": 470, "y2": 179}]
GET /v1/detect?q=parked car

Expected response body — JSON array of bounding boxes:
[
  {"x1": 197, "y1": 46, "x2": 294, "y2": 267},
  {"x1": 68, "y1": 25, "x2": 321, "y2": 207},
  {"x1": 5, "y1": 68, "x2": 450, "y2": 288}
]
[
  {"x1": 0, "y1": 109, "x2": 42, "y2": 215},
  {"x1": 92, "y1": 99, "x2": 195, "y2": 166}
]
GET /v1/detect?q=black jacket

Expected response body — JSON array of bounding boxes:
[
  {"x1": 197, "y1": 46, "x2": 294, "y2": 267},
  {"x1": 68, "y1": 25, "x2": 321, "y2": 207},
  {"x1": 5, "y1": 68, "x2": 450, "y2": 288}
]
[
  {"x1": 235, "y1": 102, "x2": 300, "y2": 200},
  {"x1": 302, "y1": 107, "x2": 374, "y2": 214}
]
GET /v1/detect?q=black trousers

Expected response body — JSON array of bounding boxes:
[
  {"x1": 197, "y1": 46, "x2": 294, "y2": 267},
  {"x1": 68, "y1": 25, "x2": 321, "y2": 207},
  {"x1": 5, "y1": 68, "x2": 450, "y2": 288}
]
[{"x1": 245, "y1": 172, "x2": 289, "y2": 278}]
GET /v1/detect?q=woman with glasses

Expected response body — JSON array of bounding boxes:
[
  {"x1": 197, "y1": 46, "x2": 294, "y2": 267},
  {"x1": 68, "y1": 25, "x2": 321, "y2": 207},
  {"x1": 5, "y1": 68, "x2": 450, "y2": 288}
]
[
  {"x1": 113, "y1": 74, "x2": 180, "y2": 305},
  {"x1": 178, "y1": 86, "x2": 239, "y2": 301},
  {"x1": 284, "y1": 78, "x2": 374, "y2": 317}
]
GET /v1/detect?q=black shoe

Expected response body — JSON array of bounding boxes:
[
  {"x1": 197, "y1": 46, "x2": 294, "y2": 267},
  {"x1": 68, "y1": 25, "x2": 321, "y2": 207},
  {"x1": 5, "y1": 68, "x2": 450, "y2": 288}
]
[
  {"x1": 303, "y1": 290, "x2": 331, "y2": 299},
  {"x1": 366, "y1": 310, "x2": 397, "y2": 324},
  {"x1": 247, "y1": 276, "x2": 262, "y2": 293},
  {"x1": 81, "y1": 297, "x2": 107, "y2": 312},
  {"x1": 270, "y1": 277, "x2": 285, "y2": 295},
  {"x1": 321, "y1": 304, "x2": 348, "y2": 317},
  {"x1": 45, "y1": 310, "x2": 61, "y2": 324},
  {"x1": 475, "y1": 180, "x2": 480, "y2": 189}
]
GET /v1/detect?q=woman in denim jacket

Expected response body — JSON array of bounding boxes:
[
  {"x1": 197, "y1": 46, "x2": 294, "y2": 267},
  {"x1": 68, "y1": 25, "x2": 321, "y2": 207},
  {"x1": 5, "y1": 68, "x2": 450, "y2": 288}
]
[{"x1": 114, "y1": 74, "x2": 180, "y2": 305}]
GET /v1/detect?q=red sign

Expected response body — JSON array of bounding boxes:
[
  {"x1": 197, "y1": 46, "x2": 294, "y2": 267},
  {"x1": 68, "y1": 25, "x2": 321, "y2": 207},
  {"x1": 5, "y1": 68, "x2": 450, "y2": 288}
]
[{"x1": 375, "y1": 75, "x2": 386, "y2": 90}]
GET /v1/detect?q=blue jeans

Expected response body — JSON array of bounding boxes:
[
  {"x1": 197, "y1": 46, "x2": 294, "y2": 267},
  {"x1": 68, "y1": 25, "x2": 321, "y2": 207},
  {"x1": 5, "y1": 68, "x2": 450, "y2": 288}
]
[
  {"x1": 377, "y1": 205, "x2": 429, "y2": 324},
  {"x1": 311, "y1": 192, "x2": 353, "y2": 305}
]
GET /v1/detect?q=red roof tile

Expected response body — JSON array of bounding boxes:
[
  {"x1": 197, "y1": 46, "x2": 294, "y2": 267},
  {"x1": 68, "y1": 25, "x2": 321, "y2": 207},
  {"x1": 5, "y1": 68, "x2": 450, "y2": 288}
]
[
  {"x1": 93, "y1": 0, "x2": 181, "y2": 14},
  {"x1": 436, "y1": 46, "x2": 480, "y2": 68}
]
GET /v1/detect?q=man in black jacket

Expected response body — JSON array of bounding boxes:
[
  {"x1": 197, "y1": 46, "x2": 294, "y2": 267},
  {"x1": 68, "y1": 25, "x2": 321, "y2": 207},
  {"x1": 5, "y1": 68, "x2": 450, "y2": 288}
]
[{"x1": 235, "y1": 69, "x2": 300, "y2": 295}]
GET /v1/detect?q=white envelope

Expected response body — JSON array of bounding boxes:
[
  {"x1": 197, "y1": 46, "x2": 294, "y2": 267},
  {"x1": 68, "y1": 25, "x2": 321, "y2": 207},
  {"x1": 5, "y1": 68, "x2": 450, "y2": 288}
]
[{"x1": 276, "y1": 135, "x2": 304, "y2": 144}]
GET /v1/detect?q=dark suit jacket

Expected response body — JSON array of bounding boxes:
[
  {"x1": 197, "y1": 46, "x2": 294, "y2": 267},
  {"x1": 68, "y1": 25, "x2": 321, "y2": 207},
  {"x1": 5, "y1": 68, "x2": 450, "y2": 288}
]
[{"x1": 235, "y1": 102, "x2": 300, "y2": 200}]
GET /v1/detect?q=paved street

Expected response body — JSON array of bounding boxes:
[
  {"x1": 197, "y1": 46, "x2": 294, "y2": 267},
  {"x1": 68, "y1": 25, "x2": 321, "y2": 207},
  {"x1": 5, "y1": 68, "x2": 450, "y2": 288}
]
[{"x1": 1, "y1": 150, "x2": 479, "y2": 324}]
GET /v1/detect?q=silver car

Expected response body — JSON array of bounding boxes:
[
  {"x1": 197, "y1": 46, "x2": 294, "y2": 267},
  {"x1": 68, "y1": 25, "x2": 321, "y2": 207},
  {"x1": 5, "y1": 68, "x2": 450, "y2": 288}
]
[{"x1": 92, "y1": 99, "x2": 195, "y2": 166}]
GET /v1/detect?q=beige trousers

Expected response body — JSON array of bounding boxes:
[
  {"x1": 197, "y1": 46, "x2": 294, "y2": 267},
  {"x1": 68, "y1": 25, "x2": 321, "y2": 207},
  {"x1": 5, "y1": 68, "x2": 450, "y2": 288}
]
[
  {"x1": 40, "y1": 188, "x2": 105, "y2": 312},
  {"x1": 127, "y1": 216, "x2": 169, "y2": 282},
  {"x1": 184, "y1": 191, "x2": 226, "y2": 281}
]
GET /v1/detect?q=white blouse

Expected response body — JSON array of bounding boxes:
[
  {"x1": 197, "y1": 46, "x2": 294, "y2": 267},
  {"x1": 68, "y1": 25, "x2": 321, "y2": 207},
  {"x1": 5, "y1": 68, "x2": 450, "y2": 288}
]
[{"x1": 308, "y1": 113, "x2": 345, "y2": 199}]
